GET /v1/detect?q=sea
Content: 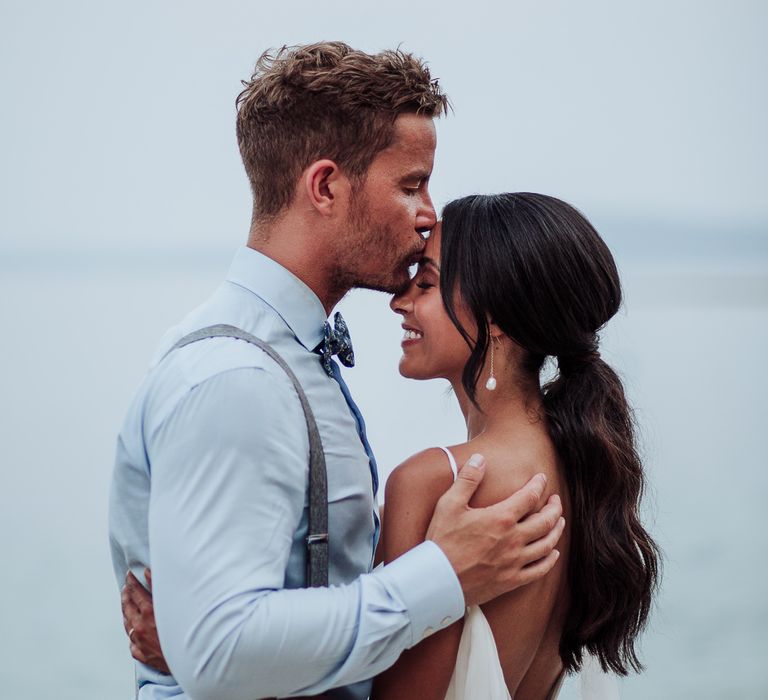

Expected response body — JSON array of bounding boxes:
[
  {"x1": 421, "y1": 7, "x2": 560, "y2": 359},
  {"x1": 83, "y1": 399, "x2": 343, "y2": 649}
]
[{"x1": 0, "y1": 238, "x2": 766, "y2": 699}]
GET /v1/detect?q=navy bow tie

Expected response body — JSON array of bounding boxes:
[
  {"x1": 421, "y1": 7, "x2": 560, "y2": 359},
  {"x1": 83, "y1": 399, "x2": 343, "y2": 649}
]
[{"x1": 316, "y1": 312, "x2": 355, "y2": 376}]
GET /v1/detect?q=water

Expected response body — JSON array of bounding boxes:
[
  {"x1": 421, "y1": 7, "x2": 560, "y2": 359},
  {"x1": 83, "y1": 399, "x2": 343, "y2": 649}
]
[{"x1": 1, "y1": 253, "x2": 766, "y2": 698}]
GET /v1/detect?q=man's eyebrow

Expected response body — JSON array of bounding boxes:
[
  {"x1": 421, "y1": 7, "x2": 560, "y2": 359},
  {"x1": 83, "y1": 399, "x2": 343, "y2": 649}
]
[{"x1": 401, "y1": 170, "x2": 431, "y2": 182}]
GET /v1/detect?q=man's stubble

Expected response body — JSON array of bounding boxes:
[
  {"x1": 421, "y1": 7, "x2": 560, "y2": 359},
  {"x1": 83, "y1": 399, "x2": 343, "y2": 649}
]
[{"x1": 330, "y1": 192, "x2": 422, "y2": 299}]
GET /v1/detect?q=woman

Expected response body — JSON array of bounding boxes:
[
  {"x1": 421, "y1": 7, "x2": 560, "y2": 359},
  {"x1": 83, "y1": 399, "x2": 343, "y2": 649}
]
[
  {"x1": 372, "y1": 193, "x2": 658, "y2": 699},
  {"x1": 124, "y1": 193, "x2": 659, "y2": 699}
]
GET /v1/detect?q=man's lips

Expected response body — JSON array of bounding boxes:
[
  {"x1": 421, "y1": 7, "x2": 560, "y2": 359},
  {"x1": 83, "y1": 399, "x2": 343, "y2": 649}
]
[{"x1": 405, "y1": 245, "x2": 426, "y2": 267}]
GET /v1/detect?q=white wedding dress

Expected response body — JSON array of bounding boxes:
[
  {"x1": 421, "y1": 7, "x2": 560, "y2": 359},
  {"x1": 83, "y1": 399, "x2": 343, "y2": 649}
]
[{"x1": 437, "y1": 447, "x2": 620, "y2": 700}]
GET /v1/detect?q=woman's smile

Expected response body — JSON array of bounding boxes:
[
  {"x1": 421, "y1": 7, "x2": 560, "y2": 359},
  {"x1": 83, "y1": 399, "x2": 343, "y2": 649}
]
[{"x1": 401, "y1": 325, "x2": 424, "y2": 344}]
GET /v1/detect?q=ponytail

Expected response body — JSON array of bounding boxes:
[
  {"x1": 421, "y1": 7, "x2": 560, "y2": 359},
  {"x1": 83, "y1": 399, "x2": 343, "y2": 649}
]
[
  {"x1": 439, "y1": 192, "x2": 660, "y2": 676},
  {"x1": 544, "y1": 354, "x2": 660, "y2": 674}
]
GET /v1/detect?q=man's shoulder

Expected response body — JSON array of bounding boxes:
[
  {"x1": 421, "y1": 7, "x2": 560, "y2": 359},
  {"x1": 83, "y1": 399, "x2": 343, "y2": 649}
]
[
  {"x1": 135, "y1": 309, "x2": 303, "y2": 432},
  {"x1": 152, "y1": 290, "x2": 297, "y2": 383},
  {"x1": 159, "y1": 334, "x2": 282, "y2": 384}
]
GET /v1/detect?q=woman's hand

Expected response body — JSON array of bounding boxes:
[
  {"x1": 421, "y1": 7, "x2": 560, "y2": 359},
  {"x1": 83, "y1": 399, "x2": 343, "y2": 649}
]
[{"x1": 121, "y1": 568, "x2": 170, "y2": 674}]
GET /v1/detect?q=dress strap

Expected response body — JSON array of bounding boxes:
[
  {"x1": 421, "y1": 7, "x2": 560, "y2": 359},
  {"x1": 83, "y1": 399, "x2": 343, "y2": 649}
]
[{"x1": 438, "y1": 446, "x2": 459, "y2": 481}]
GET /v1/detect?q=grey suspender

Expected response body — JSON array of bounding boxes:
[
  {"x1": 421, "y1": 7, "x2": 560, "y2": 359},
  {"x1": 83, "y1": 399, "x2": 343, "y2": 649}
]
[{"x1": 162, "y1": 324, "x2": 329, "y2": 587}]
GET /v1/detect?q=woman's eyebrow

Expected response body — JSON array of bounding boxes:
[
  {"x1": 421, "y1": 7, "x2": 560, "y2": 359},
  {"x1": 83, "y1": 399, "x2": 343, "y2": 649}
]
[{"x1": 418, "y1": 256, "x2": 441, "y2": 272}]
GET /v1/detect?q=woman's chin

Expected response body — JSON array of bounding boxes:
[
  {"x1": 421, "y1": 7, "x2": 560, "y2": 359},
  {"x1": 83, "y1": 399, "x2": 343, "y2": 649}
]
[{"x1": 398, "y1": 357, "x2": 435, "y2": 381}]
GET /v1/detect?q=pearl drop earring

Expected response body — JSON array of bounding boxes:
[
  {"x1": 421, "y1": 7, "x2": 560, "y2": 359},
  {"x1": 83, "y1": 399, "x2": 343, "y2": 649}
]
[{"x1": 485, "y1": 338, "x2": 497, "y2": 391}]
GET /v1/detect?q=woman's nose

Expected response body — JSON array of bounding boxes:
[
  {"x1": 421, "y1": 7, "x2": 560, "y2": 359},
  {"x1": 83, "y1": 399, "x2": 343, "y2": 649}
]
[{"x1": 390, "y1": 290, "x2": 412, "y2": 315}]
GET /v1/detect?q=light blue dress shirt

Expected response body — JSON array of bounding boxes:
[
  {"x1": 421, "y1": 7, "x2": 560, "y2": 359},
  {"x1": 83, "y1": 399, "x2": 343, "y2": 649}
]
[{"x1": 109, "y1": 247, "x2": 465, "y2": 700}]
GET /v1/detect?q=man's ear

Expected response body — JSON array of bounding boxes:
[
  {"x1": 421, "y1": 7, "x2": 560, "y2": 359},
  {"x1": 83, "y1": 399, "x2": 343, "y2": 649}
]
[{"x1": 302, "y1": 159, "x2": 351, "y2": 217}]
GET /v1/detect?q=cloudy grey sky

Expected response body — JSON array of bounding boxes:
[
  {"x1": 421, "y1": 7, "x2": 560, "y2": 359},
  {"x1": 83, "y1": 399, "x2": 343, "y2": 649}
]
[
  {"x1": 0, "y1": 3, "x2": 766, "y2": 698},
  {"x1": 1, "y1": 0, "x2": 766, "y2": 259}
]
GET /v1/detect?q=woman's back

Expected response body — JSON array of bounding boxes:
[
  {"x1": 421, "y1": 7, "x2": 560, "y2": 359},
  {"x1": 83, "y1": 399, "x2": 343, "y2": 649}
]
[
  {"x1": 373, "y1": 424, "x2": 568, "y2": 700},
  {"x1": 445, "y1": 419, "x2": 571, "y2": 698}
]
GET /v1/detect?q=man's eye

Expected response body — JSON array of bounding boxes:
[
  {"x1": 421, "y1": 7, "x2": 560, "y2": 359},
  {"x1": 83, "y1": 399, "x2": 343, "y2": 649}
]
[{"x1": 403, "y1": 179, "x2": 424, "y2": 195}]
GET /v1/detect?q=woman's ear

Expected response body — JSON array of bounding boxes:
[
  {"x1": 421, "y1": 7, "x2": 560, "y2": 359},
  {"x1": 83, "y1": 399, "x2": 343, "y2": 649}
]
[
  {"x1": 489, "y1": 319, "x2": 504, "y2": 340},
  {"x1": 302, "y1": 159, "x2": 351, "y2": 217}
]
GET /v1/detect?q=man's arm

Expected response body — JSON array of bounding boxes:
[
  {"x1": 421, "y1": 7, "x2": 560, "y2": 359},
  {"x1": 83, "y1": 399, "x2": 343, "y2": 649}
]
[{"x1": 146, "y1": 367, "x2": 466, "y2": 700}]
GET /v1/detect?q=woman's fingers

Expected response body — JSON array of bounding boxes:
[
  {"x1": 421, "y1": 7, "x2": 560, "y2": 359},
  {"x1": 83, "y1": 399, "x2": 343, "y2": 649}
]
[
  {"x1": 120, "y1": 585, "x2": 139, "y2": 635},
  {"x1": 122, "y1": 571, "x2": 155, "y2": 643},
  {"x1": 124, "y1": 571, "x2": 153, "y2": 613},
  {"x1": 130, "y1": 642, "x2": 149, "y2": 666},
  {"x1": 121, "y1": 572, "x2": 146, "y2": 630},
  {"x1": 121, "y1": 568, "x2": 170, "y2": 674}
]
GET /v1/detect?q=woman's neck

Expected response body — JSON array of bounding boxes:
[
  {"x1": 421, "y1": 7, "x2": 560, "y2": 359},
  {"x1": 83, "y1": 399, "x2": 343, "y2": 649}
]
[{"x1": 452, "y1": 374, "x2": 543, "y2": 441}]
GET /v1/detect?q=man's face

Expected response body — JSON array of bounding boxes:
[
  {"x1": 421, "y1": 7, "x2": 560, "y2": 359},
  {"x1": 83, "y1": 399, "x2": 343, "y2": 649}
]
[{"x1": 339, "y1": 113, "x2": 437, "y2": 295}]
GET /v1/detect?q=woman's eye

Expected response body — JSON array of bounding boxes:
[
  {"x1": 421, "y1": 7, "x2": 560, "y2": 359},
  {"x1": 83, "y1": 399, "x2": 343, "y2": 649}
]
[{"x1": 416, "y1": 282, "x2": 434, "y2": 290}]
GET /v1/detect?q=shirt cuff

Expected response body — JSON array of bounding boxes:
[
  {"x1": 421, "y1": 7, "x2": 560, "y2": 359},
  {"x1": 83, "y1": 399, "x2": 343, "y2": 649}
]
[{"x1": 376, "y1": 540, "x2": 466, "y2": 647}]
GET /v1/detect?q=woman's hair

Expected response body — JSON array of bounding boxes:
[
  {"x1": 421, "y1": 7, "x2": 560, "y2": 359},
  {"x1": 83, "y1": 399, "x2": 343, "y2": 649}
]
[{"x1": 439, "y1": 193, "x2": 660, "y2": 675}]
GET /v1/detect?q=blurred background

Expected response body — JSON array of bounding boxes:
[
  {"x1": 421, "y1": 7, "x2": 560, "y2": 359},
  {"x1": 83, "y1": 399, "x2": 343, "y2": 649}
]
[{"x1": 1, "y1": 1, "x2": 766, "y2": 697}]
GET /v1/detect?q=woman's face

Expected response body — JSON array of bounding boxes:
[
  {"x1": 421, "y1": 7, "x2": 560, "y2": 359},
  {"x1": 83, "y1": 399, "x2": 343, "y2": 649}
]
[{"x1": 390, "y1": 224, "x2": 474, "y2": 382}]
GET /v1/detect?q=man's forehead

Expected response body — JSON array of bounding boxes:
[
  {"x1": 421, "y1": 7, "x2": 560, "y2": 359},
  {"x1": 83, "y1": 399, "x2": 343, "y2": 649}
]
[{"x1": 386, "y1": 113, "x2": 437, "y2": 155}]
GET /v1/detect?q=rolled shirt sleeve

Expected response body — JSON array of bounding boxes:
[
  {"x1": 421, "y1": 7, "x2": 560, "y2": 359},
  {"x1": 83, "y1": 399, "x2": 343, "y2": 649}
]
[{"x1": 147, "y1": 367, "x2": 465, "y2": 700}]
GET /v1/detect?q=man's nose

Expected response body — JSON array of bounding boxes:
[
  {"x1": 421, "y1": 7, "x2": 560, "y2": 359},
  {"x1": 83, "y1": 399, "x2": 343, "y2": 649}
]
[{"x1": 416, "y1": 194, "x2": 437, "y2": 235}]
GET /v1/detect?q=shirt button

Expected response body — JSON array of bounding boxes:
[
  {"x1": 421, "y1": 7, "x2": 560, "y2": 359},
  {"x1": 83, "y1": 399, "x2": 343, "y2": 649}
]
[
  {"x1": 440, "y1": 616, "x2": 452, "y2": 627},
  {"x1": 421, "y1": 626, "x2": 434, "y2": 639}
]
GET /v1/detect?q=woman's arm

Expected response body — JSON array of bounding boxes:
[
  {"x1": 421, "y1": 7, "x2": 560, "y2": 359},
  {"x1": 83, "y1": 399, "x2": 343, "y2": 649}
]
[
  {"x1": 372, "y1": 449, "x2": 464, "y2": 700},
  {"x1": 373, "y1": 503, "x2": 385, "y2": 567}
]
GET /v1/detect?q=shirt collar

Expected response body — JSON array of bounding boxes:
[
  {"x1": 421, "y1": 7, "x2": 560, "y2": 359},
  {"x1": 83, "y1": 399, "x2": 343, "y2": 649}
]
[{"x1": 226, "y1": 246, "x2": 327, "y2": 351}]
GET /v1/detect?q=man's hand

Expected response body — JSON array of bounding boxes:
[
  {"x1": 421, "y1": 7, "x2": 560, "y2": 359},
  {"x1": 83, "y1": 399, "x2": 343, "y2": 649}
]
[
  {"x1": 121, "y1": 569, "x2": 170, "y2": 675},
  {"x1": 425, "y1": 454, "x2": 565, "y2": 607}
]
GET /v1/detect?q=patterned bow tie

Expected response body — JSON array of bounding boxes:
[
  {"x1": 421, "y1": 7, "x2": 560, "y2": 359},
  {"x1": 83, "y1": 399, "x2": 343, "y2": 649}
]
[{"x1": 316, "y1": 312, "x2": 355, "y2": 377}]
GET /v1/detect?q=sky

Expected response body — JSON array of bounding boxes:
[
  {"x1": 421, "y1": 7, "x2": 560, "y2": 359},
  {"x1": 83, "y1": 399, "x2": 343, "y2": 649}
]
[
  {"x1": 0, "y1": 2, "x2": 766, "y2": 698},
  {"x1": 1, "y1": 0, "x2": 766, "y2": 261}
]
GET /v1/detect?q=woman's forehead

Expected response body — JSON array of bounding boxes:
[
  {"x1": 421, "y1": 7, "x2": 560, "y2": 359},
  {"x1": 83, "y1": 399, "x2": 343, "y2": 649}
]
[{"x1": 424, "y1": 222, "x2": 442, "y2": 261}]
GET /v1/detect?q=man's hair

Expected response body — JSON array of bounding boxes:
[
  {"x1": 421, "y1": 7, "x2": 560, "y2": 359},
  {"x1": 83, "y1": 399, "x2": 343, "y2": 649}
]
[{"x1": 236, "y1": 41, "x2": 449, "y2": 218}]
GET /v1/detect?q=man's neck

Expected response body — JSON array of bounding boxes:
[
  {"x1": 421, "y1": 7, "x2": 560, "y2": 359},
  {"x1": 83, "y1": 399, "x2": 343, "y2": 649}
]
[{"x1": 247, "y1": 217, "x2": 348, "y2": 316}]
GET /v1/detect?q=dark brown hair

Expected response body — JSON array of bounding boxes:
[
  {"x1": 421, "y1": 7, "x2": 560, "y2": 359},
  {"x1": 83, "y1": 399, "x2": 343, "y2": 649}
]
[
  {"x1": 236, "y1": 41, "x2": 449, "y2": 218},
  {"x1": 439, "y1": 193, "x2": 660, "y2": 675}
]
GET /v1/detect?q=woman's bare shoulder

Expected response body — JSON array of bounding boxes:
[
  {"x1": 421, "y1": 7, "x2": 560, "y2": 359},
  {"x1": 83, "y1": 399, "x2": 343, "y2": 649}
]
[
  {"x1": 444, "y1": 435, "x2": 563, "y2": 508},
  {"x1": 381, "y1": 447, "x2": 459, "y2": 560},
  {"x1": 384, "y1": 447, "x2": 457, "y2": 501}
]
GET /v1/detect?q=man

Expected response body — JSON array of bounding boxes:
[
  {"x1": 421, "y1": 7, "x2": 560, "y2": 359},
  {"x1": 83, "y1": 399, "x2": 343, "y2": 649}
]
[{"x1": 110, "y1": 42, "x2": 564, "y2": 699}]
